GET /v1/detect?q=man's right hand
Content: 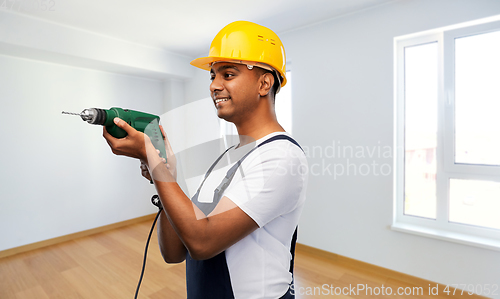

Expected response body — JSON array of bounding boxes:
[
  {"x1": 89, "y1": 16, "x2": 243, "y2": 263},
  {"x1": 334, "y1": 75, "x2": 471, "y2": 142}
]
[
  {"x1": 139, "y1": 150, "x2": 166, "y2": 181},
  {"x1": 140, "y1": 161, "x2": 152, "y2": 181}
]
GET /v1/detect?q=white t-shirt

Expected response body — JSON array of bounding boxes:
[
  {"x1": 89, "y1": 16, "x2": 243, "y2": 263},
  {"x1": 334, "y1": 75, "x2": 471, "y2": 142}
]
[{"x1": 196, "y1": 132, "x2": 308, "y2": 299}]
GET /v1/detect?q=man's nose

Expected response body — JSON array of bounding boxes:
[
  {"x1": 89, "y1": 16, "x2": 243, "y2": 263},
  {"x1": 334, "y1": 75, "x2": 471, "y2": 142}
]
[{"x1": 210, "y1": 75, "x2": 223, "y2": 94}]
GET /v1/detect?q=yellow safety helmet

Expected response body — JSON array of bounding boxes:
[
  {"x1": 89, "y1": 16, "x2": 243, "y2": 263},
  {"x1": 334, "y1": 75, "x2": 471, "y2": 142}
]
[{"x1": 190, "y1": 20, "x2": 287, "y2": 88}]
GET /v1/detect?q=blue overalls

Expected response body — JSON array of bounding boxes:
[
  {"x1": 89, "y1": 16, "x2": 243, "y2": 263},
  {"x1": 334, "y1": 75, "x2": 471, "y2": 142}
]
[{"x1": 186, "y1": 135, "x2": 302, "y2": 299}]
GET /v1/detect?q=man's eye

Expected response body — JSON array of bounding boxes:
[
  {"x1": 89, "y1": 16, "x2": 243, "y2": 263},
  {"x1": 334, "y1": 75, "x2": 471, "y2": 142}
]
[{"x1": 225, "y1": 73, "x2": 234, "y2": 78}]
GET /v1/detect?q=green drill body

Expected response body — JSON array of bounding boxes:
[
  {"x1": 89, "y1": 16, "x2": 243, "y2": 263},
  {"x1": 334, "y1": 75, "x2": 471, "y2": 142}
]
[{"x1": 63, "y1": 107, "x2": 167, "y2": 162}]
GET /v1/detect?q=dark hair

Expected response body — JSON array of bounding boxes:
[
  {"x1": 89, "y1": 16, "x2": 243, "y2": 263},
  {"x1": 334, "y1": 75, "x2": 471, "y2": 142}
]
[{"x1": 265, "y1": 70, "x2": 281, "y2": 103}]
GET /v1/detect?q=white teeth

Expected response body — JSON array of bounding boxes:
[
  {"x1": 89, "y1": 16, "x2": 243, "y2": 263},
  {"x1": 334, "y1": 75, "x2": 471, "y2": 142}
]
[{"x1": 215, "y1": 98, "x2": 230, "y2": 104}]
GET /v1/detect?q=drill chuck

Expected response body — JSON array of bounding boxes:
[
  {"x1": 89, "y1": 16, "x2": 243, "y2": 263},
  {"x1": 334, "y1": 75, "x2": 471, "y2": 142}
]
[{"x1": 80, "y1": 108, "x2": 107, "y2": 125}]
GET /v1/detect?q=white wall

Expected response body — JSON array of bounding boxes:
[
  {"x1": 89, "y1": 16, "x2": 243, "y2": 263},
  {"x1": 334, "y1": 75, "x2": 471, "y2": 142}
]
[
  {"x1": 184, "y1": 66, "x2": 211, "y2": 104},
  {"x1": 278, "y1": 0, "x2": 500, "y2": 293},
  {"x1": 0, "y1": 10, "x2": 194, "y2": 80},
  {"x1": 0, "y1": 55, "x2": 163, "y2": 251}
]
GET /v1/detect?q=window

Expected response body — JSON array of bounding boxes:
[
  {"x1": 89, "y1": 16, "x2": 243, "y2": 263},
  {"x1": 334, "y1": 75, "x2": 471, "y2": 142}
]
[
  {"x1": 276, "y1": 70, "x2": 292, "y2": 134},
  {"x1": 394, "y1": 18, "x2": 500, "y2": 251}
]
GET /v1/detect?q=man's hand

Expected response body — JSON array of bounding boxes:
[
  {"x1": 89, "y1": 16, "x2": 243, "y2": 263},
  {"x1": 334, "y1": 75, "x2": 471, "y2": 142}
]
[
  {"x1": 103, "y1": 117, "x2": 153, "y2": 163},
  {"x1": 140, "y1": 162, "x2": 152, "y2": 181},
  {"x1": 159, "y1": 125, "x2": 177, "y2": 181},
  {"x1": 139, "y1": 124, "x2": 177, "y2": 182}
]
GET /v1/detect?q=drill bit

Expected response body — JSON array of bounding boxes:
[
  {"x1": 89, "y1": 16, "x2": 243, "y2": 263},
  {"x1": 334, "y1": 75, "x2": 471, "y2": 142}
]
[
  {"x1": 62, "y1": 109, "x2": 100, "y2": 123},
  {"x1": 61, "y1": 111, "x2": 81, "y2": 116}
]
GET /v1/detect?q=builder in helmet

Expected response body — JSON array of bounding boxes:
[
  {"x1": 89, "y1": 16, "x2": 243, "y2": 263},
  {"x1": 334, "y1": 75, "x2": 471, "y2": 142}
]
[{"x1": 103, "y1": 21, "x2": 308, "y2": 299}]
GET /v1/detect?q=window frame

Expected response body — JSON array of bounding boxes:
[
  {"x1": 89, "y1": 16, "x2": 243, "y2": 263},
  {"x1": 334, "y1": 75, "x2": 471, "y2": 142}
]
[{"x1": 393, "y1": 20, "x2": 500, "y2": 251}]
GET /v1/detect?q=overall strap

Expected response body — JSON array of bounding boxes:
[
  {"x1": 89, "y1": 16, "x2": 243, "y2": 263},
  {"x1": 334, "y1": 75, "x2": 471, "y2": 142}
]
[
  {"x1": 190, "y1": 145, "x2": 234, "y2": 216},
  {"x1": 259, "y1": 134, "x2": 303, "y2": 151},
  {"x1": 213, "y1": 135, "x2": 304, "y2": 208},
  {"x1": 195, "y1": 145, "x2": 234, "y2": 195}
]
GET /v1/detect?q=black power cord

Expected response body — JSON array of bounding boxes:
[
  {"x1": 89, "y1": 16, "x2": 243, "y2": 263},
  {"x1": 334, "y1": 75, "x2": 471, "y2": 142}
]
[{"x1": 134, "y1": 195, "x2": 163, "y2": 299}]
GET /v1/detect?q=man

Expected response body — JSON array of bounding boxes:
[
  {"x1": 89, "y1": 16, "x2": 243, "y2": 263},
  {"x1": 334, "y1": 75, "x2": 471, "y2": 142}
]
[{"x1": 103, "y1": 20, "x2": 308, "y2": 299}]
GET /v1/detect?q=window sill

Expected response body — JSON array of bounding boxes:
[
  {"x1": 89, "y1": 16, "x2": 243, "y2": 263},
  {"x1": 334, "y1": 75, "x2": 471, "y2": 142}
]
[{"x1": 391, "y1": 222, "x2": 500, "y2": 252}]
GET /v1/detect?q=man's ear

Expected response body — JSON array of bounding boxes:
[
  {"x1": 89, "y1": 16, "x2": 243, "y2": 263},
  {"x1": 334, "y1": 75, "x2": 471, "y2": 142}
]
[{"x1": 258, "y1": 72, "x2": 274, "y2": 97}]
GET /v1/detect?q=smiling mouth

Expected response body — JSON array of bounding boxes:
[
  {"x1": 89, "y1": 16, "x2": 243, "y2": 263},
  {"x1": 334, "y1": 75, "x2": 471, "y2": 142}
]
[{"x1": 215, "y1": 98, "x2": 230, "y2": 104}]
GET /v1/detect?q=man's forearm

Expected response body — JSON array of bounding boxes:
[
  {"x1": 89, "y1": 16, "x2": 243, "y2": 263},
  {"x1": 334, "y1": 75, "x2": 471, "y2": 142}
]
[
  {"x1": 151, "y1": 178, "x2": 213, "y2": 260},
  {"x1": 157, "y1": 211, "x2": 187, "y2": 263},
  {"x1": 147, "y1": 157, "x2": 215, "y2": 259}
]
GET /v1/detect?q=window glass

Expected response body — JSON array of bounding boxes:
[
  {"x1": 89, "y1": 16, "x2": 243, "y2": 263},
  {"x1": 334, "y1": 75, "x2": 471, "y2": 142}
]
[
  {"x1": 449, "y1": 179, "x2": 500, "y2": 230},
  {"x1": 404, "y1": 43, "x2": 438, "y2": 219},
  {"x1": 455, "y1": 30, "x2": 500, "y2": 165}
]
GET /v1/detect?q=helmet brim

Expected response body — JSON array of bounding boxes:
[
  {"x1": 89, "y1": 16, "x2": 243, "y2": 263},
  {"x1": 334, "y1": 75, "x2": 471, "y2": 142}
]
[{"x1": 190, "y1": 56, "x2": 216, "y2": 71}]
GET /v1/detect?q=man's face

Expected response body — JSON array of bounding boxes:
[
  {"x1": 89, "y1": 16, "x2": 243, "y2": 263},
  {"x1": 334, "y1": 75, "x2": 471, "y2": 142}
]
[{"x1": 210, "y1": 62, "x2": 261, "y2": 123}]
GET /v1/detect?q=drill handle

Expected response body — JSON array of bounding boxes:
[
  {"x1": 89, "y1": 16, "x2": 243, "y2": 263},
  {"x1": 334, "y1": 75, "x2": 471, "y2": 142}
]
[{"x1": 144, "y1": 118, "x2": 168, "y2": 163}]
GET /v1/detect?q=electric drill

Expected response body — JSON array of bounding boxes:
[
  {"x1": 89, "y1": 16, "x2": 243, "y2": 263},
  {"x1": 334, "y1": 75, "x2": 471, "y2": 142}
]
[{"x1": 62, "y1": 107, "x2": 167, "y2": 162}]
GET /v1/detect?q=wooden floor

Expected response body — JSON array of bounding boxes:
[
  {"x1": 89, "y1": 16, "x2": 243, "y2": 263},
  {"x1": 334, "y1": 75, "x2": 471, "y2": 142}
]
[{"x1": 0, "y1": 219, "x2": 485, "y2": 299}]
